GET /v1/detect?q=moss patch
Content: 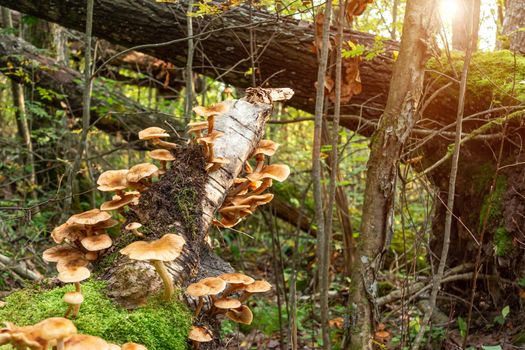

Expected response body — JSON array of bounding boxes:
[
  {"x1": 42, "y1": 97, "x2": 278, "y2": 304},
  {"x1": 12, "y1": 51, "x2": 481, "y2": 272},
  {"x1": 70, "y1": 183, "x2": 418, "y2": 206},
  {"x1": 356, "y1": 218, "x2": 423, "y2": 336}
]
[
  {"x1": 494, "y1": 227, "x2": 512, "y2": 257},
  {"x1": 479, "y1": 175, "x2": 507, "y2": 229},
  {"x1": 0, "y1": 281, "x2": 191, "y2": 350}
]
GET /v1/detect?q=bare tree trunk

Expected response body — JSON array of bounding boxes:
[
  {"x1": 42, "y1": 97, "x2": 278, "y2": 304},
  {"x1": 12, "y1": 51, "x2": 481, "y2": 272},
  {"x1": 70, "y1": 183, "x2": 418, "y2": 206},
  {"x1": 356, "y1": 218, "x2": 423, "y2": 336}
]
[
  {"x1": 346, "y1": 0, "x2": 437, "y2": 348},
  {"x1": 502, "y1": 0, "x2": 525, "y2": 53},
  {"x1": 452, "y1": 0, "x2": 480, "y2": 51}
]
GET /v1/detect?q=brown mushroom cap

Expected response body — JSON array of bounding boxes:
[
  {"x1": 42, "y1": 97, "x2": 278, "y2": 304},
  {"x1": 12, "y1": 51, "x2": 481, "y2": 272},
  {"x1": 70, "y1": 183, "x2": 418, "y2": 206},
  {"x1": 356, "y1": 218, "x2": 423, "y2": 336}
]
[
  {"x1": 197, "y1": 131, "x2": 224, "y2": 145},
  {"x1": 33, "y1": 317, "x2": 77, "y2": 341},
  {"x1": 245, "y1": 280, "x2": 272, "y2": 293},
  {"x1": 219, "y1": 273, "x2": 255, "y2": 285},
  {"x1": 149, "y1": 149, "x2": 175, "y2": 161},
  {"x1": 10, "y1": 331, "x2": 42, "y2": 349},
  {"x1": 126, "y1": 163, "x2": 159, "y2": 183},
  {"x1": 252, "y1": 140, "x2": 279, "y2": 157},
  {"x1": 63, "y1": 292, "x2": 84, "y2": 305},
  {"x1": 214, "y1": 297, "x2": 241, "y2": 309},
  {"x1": 92, "y1": 218, "x2": 119, "y2": 230},
  {"x1": 97, "y1": 170, "x2": 129, "y2": 192},
  {"x1": 138, "y1": 127, "x2": 170, "y2": 140},
  {"x1": 81, "y1": 234, "x2": 113, "y2": 251},
  {"x1": 186, "y1": 283, "x2": 210, "y2": 297},
  {"x1": 192, "y1": 102, "x2": 228, "y2": 117},
  {"x1": 120, "y1": 234, "x2": 185, "y2": 261},
  {"x1": 56, "y1": 257, "x2": 89, "y2": 273},
  {"x1": 100, "y1": 192, "x2": 140, "y2": 211},
  {"x1": 108, "y1": 344, "x2": 121, "y2": 350},
  {"x1": 67, "y1": 209, "x2": 112, "y2": 226},
  {"x1": 121, "y1": 342, "x2": 148, "y2": 350},
  {"x1": 199, "y1": 277, "x2": 227, "y2": 295},
  {"x1": 0, "y1": 333, "x2": 11, "y2": 345},
  {"x1": 225, "y1": 305, "x2": 253, "y2": 325},
  {"x1": 57, "y1": 266, "x2": 91, "y2": 283},
  {"x1": 84, "y1": 252, "x2": 98, "y2": 261},
  {"x1": 43, "y1": 245, "x2": 83, "y2": 263},
  {"x1": 246, "y1": 164, "x2": 290, "y2": 182},
  {"x1": 51, "y1": 223, "x2": 85, "y2": 244},
  {"x1": 212, "y1": 217, "x2": 242, "y2": 228},
  {"x1": 188, "y1": 326, "x2": 213, "y2": 342},
  {"x1": 125, "y1": 222, "x2": 142, "y2": 230},
  {"x1": 64, "y1": 334, "x2": 109, "y2": 350}
]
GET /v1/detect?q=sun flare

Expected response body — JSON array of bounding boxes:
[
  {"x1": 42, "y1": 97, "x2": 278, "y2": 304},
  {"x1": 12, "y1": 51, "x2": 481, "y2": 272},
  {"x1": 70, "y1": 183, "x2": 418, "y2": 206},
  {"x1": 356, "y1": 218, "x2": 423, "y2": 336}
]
[{"x1": 439, "y1": 0, "x2": 459, "y2": 22}]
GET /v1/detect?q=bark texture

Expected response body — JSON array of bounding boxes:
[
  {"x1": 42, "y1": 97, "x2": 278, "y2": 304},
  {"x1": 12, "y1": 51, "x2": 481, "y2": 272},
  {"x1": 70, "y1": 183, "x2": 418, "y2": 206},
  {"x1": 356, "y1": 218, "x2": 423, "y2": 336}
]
[
  {"x1": 348, "y1": 0, "x2": 437, "y2": 348},
  {"x1": 502, "y1": 0, "x2": 525, "y2": 53}
]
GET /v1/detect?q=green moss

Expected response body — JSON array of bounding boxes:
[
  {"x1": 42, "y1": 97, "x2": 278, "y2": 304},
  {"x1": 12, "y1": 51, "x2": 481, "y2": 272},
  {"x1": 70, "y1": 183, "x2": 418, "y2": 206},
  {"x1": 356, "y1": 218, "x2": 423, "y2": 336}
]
[
  {"x1": 479, "y1": 175, "x2": 507, "y2": 229},
  {"x1": 427, "y1": 50, "x2": 525, "y2": 107},
  {"x1": 494, "y1": 227, "x2": 512, "y2": 257},
  {"x1": 0, "y1": 281, "x2": 191, "y2": 350}
]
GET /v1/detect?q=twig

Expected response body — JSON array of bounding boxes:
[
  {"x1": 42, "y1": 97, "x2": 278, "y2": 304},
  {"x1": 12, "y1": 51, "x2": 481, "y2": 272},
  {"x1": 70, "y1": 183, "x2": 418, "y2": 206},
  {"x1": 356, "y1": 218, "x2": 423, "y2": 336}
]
[{"x1": 0, "y1": 253, "x2": 41, "y2": 281}]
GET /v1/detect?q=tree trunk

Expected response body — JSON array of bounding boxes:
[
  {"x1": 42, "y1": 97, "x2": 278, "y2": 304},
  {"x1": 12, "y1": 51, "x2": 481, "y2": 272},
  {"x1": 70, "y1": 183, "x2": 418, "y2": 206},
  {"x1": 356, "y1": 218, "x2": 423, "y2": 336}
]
[
  {"x1": 452, "y1": 0, "x2": 480, "y2": 51},
  {"x1": 502, "y1": 0, "x2": 525, "y2": 53},
  {"x1": 347, "y1": 0, "x2": 437, "y2": 348}
]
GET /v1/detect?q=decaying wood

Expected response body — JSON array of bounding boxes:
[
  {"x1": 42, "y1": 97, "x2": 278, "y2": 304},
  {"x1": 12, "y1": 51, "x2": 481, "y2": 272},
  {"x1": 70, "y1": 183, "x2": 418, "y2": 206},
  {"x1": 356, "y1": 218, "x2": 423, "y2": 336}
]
[{"x1": 103, "y1": 98, "x2": 273, "y2": 313}]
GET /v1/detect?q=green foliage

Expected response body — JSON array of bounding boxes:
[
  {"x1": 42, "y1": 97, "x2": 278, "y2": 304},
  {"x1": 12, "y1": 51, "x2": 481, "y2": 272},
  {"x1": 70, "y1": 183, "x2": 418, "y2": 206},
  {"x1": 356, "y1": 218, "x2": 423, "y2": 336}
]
[
  {"x1": 0, "y1": 281, "x2": 191, "y2": 350},
  {"x1": 493, "y1": 305, "x2": 510, "y2": 326},
  {"x1": 494, "y1": 228, "x2": 511, "y2": 257}
]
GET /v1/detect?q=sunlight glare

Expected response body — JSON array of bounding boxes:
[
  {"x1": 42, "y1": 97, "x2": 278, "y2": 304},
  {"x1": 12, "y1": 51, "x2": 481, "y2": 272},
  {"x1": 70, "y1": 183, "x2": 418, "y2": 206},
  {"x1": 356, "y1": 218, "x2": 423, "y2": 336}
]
[{"x1": 439, "y1": 0, "x2": 459, "y2": 22}]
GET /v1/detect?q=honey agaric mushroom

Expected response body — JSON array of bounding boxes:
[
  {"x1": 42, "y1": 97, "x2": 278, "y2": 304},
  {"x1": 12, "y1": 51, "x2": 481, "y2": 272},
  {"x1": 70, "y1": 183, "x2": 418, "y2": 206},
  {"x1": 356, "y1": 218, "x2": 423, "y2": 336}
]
[
  {"x1": 149, "y1": 149, "x2": 175, "y2": 172},
  {"x1": 214, "y1": 297, "x2": 241, "y2": 310},
  {"x1": 63, "y1": 291, "x2": 84, "y2": 318},
  {"x1": 197, "y1": 130, "x2": 224, "y2": 161},
  {"x1": 34, "y1": 317, "x2": 77, "y2": 350},
  {"x1": 188, "y1": 326, "x2": 213, "y2": 349},
  {"x1": 43, "y1": 246, "x2": 83, "y2": 263},
  {"x1": 239, "y1": 279, "x2": 272, "y2": 302},
  {"x1": 126, "y1": 163, "x2": 159, "y2": 187},
  {"x1": 56, "y1": 257, "x2": 89, "y2": 273},
  {"x1": 138, "y1": 127, "x2": 177, "y2": 149},
  {"x1": 92, "y1": 218, "x2": 119, "y2": 230},
  {"x1": 100, "y1": 192, "x2": 140, "y2": 212},
  {"x1": 108, "y1": 344, "x2": 121, "y2": 350},
  {"x1": 9, "y1": 330, "x2": 42, "y2": 349},
  {"x1": 192, "y1": 102, "x2": 229, "y2": 133},
  {"x1": 67, "y1": 209, "x2": 112, "y2": 227},
  {"x1": 187, "y1": 121, "x2": 209, "y2": 139},
  {"x1": 51, "y1": 223, "x2": 85, "y2": 244},
  {"x1": 121, "y1": 342, "x2": 147, "y2": 350},
  {"x1": 120, "y1": 234, "x2": 185, "y2": 301},
  {"x1": 205, "y1": 157, "x2": 229, "y2": 173},
  {"x1": 251, "y1": 140, "x2": 279, "y2": 172},
  {"x1": 212, "y1": 217, "x2": 241, "y2": 228},
  {"x1": 219, "y1": 273, "x2": 255, "y2": 296},
  {"x1": 80, "y1": 234, "x2": 113, "y2": 251},
  {"x1": 58, "y1": 266, "x2": 91, "y2": 305},
  {"x1": 63, "y1": 334, "x2": 110, "y2": 350},
  {"x1": 125, "y1": 222, "x2": 144, "y2": 237},
  {"x1": 225, "y1": 305, "x2": 254, "y2": 325},
  {"x1": 85, "y1": 252, "x2": 98, "y2": 261},
  {"x1": 97, "y1": 170, "x2": 129, "y2": 196},
  {"x1": 186, "y1": 282, "x2": 210, "y2": 316},
  {"x1": 246, "y1": 164, "x2": 291, "y2": 183}
]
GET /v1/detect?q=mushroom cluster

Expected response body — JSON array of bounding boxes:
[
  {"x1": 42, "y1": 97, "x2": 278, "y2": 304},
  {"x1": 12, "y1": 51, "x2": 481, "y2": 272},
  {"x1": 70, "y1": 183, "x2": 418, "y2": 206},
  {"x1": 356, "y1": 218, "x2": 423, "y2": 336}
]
[
  {"x1": 213, "y1": 139, "x2": 290, "y2": 228},
  {"x1": 190, "y1": 102, "x2": 231, "y2": 173},
  {"x1": 185, "y1": 272, "x2": 271, "y2": 347},
  {"x1": 0, "y1": 317, "x2": 147, "y2": 349}
]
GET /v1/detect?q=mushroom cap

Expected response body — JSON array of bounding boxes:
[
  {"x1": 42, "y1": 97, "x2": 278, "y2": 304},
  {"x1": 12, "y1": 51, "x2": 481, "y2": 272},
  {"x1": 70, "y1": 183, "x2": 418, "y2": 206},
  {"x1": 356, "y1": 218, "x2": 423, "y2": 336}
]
[
  {"x1": 125, "y1": 222, "x2": 142, "y2": 230},
  {"x1": 57, "y1": 266, "x2": 91, "y2": 283},
  {"x1": 100, "y1": 192, "x2": 140, "y2": 211},
  {"x1": 126, "y1": 163, "x2": 159, "y2": 183},
  {"x1": 34, "y1": 317, "x2": 77, "y2": 341},
  {"x1": 56, "y1": 257, "x2": 89, "y2": 273},
  {"x1": 51, "y1": 223, "x2": 85, "y2": 244},
  {"x1": 219, "y1": 205, "x2": 250, "y2": 215},
  {"x1": 43, "y1": 245, "x2": 83, "y2": 263},
  {"x1": 84, "y1": 251, "x2": 98, "y2": 261},
  {"x1": 138, "y1": 127, "x2": 170, "y2": 140},
  {"x1": 121, "y1": 342, "x2": 148, "y2": 350},
  {"x1": 214, "y1": 297, "x2": 241, "y2": 309},
  {"x1": 252, "y1": 139, "x2": 279, "y2": 157},
  {"x1": 225, "y1": 305, "x2": 253, "y2": 325},
  {"x1": 64, "y1": 334, "x2": 109, "y2": 350},
  {"x1": 63, "y1": 291, "x2": 84, "y2": 305},
  {"x1": 185, "y1": 282, "x2": 210, "y2": 297},
  {"x1": 120, "y1": 234, "x2": 185, "y2": 262},
  {"x1": 210, "y1": 157, "x2": 229, "y2": 165},
  {"x1": 81, "y1": 234, "x2": 113, "y2": 251},
  {"x1": 0, "y1": 333, "x2": 11, "y2": 345},
  {"x1": 212, "y1": 217, "x2": 242, "y2": 228},
  {"x1": 245, "y1": 280, "x2": 272, "y2": 293},
  {"x1": 246, "y1": 164, "x2": 290, "y2": 182},
  {"x1": 108, "y1": 344, "x2": 121, "y2": 350},
  {"x1": 197, "y1": 131, "x2": 224, "y2": 144},
  {"x1": 233, "y1": 194, "x2": 274, "y2": 207},
  {"x1": 10, "y1": 331, "x2": 42, "y2": 349},
  {"x1": 218, "y1": 272, "x2": 255, "y2": 285},
  {"x1": 92, "y1": 218, "x2": 119, "y2": 230},
  {"x1": 188, "y1": 326, "x2": 213, "y2": 342},
  {"x1": 187, "y1": 121, "x2": 209, "y2": 128},
  {"x1": 149, "y1": 149, "x2": 175, "y2": 161},
  {"x1": 67, "y1": 209, "x2": 112, "y2": 226},
  {"x1": 192, "y1": 102, "x2": 228, "y2": 117},
  {"x1": 97, "y1": 170, "x2": 129, "y2": 192},
  {"x1": 199, "y1": 277, "x2": 227, "y2": 295}
]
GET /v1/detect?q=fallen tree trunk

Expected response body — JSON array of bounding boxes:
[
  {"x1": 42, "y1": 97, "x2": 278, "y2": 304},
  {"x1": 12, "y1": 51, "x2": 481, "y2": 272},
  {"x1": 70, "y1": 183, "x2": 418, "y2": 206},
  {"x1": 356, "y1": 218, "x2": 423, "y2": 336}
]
[{"x1": 0, "y1": 34, "x2": 182, "y2": 140}]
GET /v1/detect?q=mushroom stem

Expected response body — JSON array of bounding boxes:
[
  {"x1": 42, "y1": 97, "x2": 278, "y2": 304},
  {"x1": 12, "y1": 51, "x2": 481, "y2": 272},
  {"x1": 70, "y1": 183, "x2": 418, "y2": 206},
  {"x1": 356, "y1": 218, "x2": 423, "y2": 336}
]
[
  {"x1": 57, "y1": 339, "x2": 65, "y2": 350},
  {"x1": 221, "y1": 284, "x2": 243, "y2": 298},
  {"x1": 131, "y1": 229, "x2": 144, "y2": 238},
  {"x1": 151, "y1": 260, "x2": 174, "y2": 301},
  {"x1": 254, "y1": 154, "x2": 265, "y2": 173},
  {"x1": 207, "y1": 115, "x2": 215, "y2": 134},
  {"x1": 194, "y1": 296, "x2": 204, "y2": 316},
  {"x1": 227, "y1": 181, "x2": 251, "y2": 198},
  {"x1": 160, "y1": 160, "x2": 167, "y2": 171},
  {"x1": 155, "y1": 139, "x2": 178, "y2": 149},
  {"x1": 64, "y1": 306, "x2": 73, "y2": 319},
  {"x1": 238, "y1": 291, "x2": 253, "y2": 303},
  {"x1": 75, "y1": 282, "x2": 81, "y2": 293},
  {"x1": 72, "y1": 303, "x2": 81, "y2": 318},
  {"x1": 207, "y1": 144, "x2": 215, "y2": 163}
]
